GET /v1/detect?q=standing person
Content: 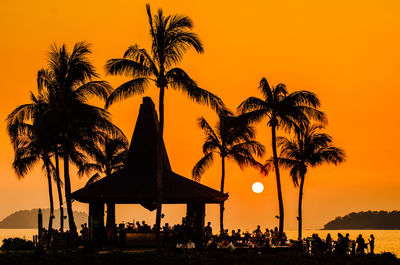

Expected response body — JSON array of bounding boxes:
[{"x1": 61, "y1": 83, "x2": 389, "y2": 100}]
[
  {"x1": 369, "y1": 234, "x2": 375, "y2": 254},
  {"x1": 335, "y1": 233, "x2": 345, "y2": 254},
  {"x1": 253, "y1": 225, "x2": 262, "y2": 238},
  {"x1": 356, "y1": 234, "x2": 366, "y2": 254},
  {"x1": 264, "y1": 228, "x2": 270, "y2": 239},
  {"x1": 326, "y1": 233, "x2": 332, "y2": 252},
  {"x1": 273, "y1": 227, "x2": 279, "y2": 246},
  {"x1": 236, "y1": 229, "x2": 242, "y2": 240}
]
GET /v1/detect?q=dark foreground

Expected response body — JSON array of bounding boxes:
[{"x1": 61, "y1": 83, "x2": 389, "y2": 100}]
[{"x1": 0, "y1": 250, "x2": 399, "y2": 265}]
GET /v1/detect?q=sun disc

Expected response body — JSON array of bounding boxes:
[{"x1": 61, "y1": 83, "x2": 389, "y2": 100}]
[{"x1": 252, "y1": 182, "x2": 264, "y2": 194}]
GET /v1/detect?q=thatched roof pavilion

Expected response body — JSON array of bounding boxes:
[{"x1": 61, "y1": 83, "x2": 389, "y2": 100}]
[
  {"x1": 72, "y1": 97, "x2": 227, "y2": 206},
  {"x1": 71, "y1": 97, "x2": 227, "y2": 247}
]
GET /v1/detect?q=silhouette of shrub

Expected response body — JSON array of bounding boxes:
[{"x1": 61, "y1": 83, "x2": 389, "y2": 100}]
[{"x1": 0, "y1": 237, "x2": 34, "y2": 251}]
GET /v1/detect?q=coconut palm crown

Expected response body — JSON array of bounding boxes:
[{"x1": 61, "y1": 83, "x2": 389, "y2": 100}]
[{"x1": 192, "y1": 109, "x2": 265, "y2": 232}]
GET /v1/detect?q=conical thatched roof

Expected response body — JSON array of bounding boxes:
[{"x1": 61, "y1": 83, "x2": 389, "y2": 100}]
[{"x1": 71, "y1": 97, "x2": 228, "y2": 209}]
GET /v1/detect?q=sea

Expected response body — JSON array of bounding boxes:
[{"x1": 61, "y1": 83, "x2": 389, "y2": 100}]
[{"x1": 0, "y1": 229, "x2": 399, "y2": 257}]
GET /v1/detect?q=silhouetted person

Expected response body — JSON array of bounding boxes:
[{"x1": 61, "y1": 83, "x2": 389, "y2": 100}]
[
  {"x1": 206, "y1": 237, "x2": 217, "y2": 250},
  {"x1": 312, "y1": 233, "x2": 323, "y2": 253},
  {"x1": 369, "y1": 234, "x2": 375, "y2": 254},
  {"x1": 326, "y1": 233, "x2": 332, "y2": 252},
  {"x1": 204, "y1": 222, "x2": 212, "y2": 239},
  {"x1": 343, "y1": 233, "x2": 350, "y2": 254},
  {"x1": 163, "y1": 223, "x2": 171, "y2": 232},
  {"x1": 335, "y1": 233, "x2": 346, "y2": 254},
  {"x1": 237, "y1": 229, "x2": 242, "y2": 239},
  {"x1": 356, "y1": 234, "x2": 366, "y2": 254},
  {"x1": 281, "y1": 232, "x2": 287, "y2": 246},
  {"x1": 231, "y1": 230, "x2": 236, "y2": 240},
  {"x1": 264, "y1": 228, "x2": 270, "y2": 239},
  {"x1": 253, "y1": 225, "x2": 262, "y2": 236}
]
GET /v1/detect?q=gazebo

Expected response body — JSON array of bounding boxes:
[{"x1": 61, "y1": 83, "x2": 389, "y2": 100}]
[{"x1": 71, "y1": 97, "x2": 228, "y2": 247}]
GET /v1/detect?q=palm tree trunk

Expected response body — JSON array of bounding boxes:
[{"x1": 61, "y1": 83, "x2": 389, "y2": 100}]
[
  {"x1": 44, "y1": 159, "x2": 54, "y2": 248},
  {"x1": 298, "y1": 172, "x2": 305, "y2": 240},
  {"x1": 155, "y1": 85, "x2": 165, "y2": 250},
  {"x1": 105, "y1": 168, "x2": 115, "y2": 229},
  {"x1": 63, "y1": 148, "x2": 77, "y2": 241},
  {"x1": 55, "y1": 150, "x2": 64, "y2": 232},
  {"x1": 220, "y1": 156, "x2": 226, "y2": 233},
  {"x1": 271, "y1": 124, "x2": 284, "y2": 238}
]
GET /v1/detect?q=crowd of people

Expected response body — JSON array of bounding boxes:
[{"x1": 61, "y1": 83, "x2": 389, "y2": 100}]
[
  {"x1": 308, "y1": 233, "x2": 375, "y2": 255},
  {"x1": 79, "y1": 219, "x2": 376, "y2": 255},
  {"x1": 203, "y1": 224, "x2": 290, "y2": 250}
]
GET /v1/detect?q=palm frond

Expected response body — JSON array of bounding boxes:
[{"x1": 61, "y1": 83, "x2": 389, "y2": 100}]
[
  {"x1": 166, "y1": 68, "x2": 224, "y2": 112},
  {"x1": 74, "y1": 81, "x2": 113, "y2": 102},
  {"x1": 105, "y1": 78, "x2": 150, "y2": 108},
  {"x1": 192, "y1": 152, "x2": 214, "y2": 182},
  {"x1": 85, "y1": 173, "x2": 103, "y2": 186},
  {"x1": 105, "y1": 58, "x2": 150, "y2": 77}
]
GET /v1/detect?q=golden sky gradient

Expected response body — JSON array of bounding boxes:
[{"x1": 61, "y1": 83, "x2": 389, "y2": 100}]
[{"x1": 1, "y1": 0, "x2": 400, "y2": 231}]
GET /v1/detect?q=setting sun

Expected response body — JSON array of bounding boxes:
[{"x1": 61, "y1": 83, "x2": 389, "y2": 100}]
[{"x1": 252, "y1": 182, "x2": 264, "y2": 194}]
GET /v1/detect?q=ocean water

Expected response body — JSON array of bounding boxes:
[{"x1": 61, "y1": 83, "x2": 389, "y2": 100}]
[
  {"x1": 0, "y1": 228, "x2": 37, "y2": 244},
  {"x1": 0, "y1": 228, "x2": 399, "y2": 257}
]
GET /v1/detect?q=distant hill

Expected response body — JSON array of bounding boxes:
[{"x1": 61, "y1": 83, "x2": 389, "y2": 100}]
[
  {"x1": 323, "y1": 211, "x2": 400, "y2": 230},
  {"x1": 0, "y1": 209, "x2": 88, "y2": 229}
]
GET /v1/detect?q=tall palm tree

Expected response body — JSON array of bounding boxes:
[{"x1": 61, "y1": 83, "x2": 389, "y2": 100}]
[
  {"x1": 7, "y1": 92, "x2": 56, "y2": 246},
  {"x1": 266, "y1": 124, "x2": 345, "y2": 239},
  {"x1": 9, "y1": 42, "x2": 117, "y2": 239},
  {"x1": 105, "y1": 4, "x2": 224, "y2": 246},
  {"x1": 238, "y1": 78, "x2": 325, "y2": 237},
  {"x1": 77, "y1": 133, "x2": 128, "y2": 228},
  {"x1": 192, "y1": 109, "x2": 264, "y2": 232}
]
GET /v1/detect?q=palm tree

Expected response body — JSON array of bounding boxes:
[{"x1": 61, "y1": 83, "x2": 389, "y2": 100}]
[
  {"x1": 105, "y1": 4, "x2": 224, "y2": 246},
  {"x1": 192, "y1": 109, "x2": 264, "y2": 232},
  {"x1": 8, "y1": 42, "x2": 117, "y2": 239},
  {"x1": 7, "y1": 92, "x2": 56, "y2": 246},
  {"x1": 266, "y1": 124, "x2": 345, "y2": 239},
  {"x1": 238, "y1": 78, "x2": 325, "y2": 237},
  {"x1": 77, "y1": 133, "x2": 128, "y2": 228}
]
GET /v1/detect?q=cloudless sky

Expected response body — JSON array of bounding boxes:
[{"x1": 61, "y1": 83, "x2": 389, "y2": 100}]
[{"x1": 0, "y1": 0, "x2": 399, "y2": 231}]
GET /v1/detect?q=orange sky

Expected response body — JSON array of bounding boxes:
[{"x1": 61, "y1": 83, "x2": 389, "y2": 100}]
[{"x1": 0, "y1": 0, "x2": 400, "y2": 231}]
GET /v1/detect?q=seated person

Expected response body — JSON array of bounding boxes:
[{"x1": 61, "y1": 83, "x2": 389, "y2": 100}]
[
  {"x1": 226, "y1": 241, "x2": 235, "y2": 252},
  {"x1": 206, "y1": 237, "x2": 218, "y2": 250},
  {"x1": 187, "y1": 239, "x2": 196, "y2": 249}
]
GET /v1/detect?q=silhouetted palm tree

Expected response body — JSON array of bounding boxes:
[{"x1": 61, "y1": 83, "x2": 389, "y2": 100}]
[
  {"x1": 7, "y1": 92, "x2": 56, "y2": 246},
  {"x1": 9, "y1": 42, "x2": 117, "y2": 239},
  {"x1": 77, "y1": 133, "x2": 128, "y2": 228},
  {"x1": 265, "y1": 124, "x2": 345, "y2": 239},
  {"x1": 105, "y1": 4, "x2": 224, "y2": 246},
  {"x1": 192, "y1": 109, "x2": 264, "y2": 232},
  {"x1": 238, "y1": 78, "x2": 325, "y2": 237}
]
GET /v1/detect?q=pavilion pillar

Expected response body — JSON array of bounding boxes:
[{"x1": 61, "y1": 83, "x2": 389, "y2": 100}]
[
  {"x1": 89, "y1": 202, "x2": 105, "y2": 248},
  {"x1": 106, "y1": 203, "x2": 117, "y2": 245},
  {"x1": 186, "y1": 203, "x2": 205, "y2": 248}
]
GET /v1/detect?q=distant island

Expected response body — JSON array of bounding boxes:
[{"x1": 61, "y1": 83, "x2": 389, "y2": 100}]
[
  {"x1": 0, "y1": 208, "x2": 87, "y2": 229},
  {"x1": 323, "y1": 211, "x2": 400, "y2": 230}
]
